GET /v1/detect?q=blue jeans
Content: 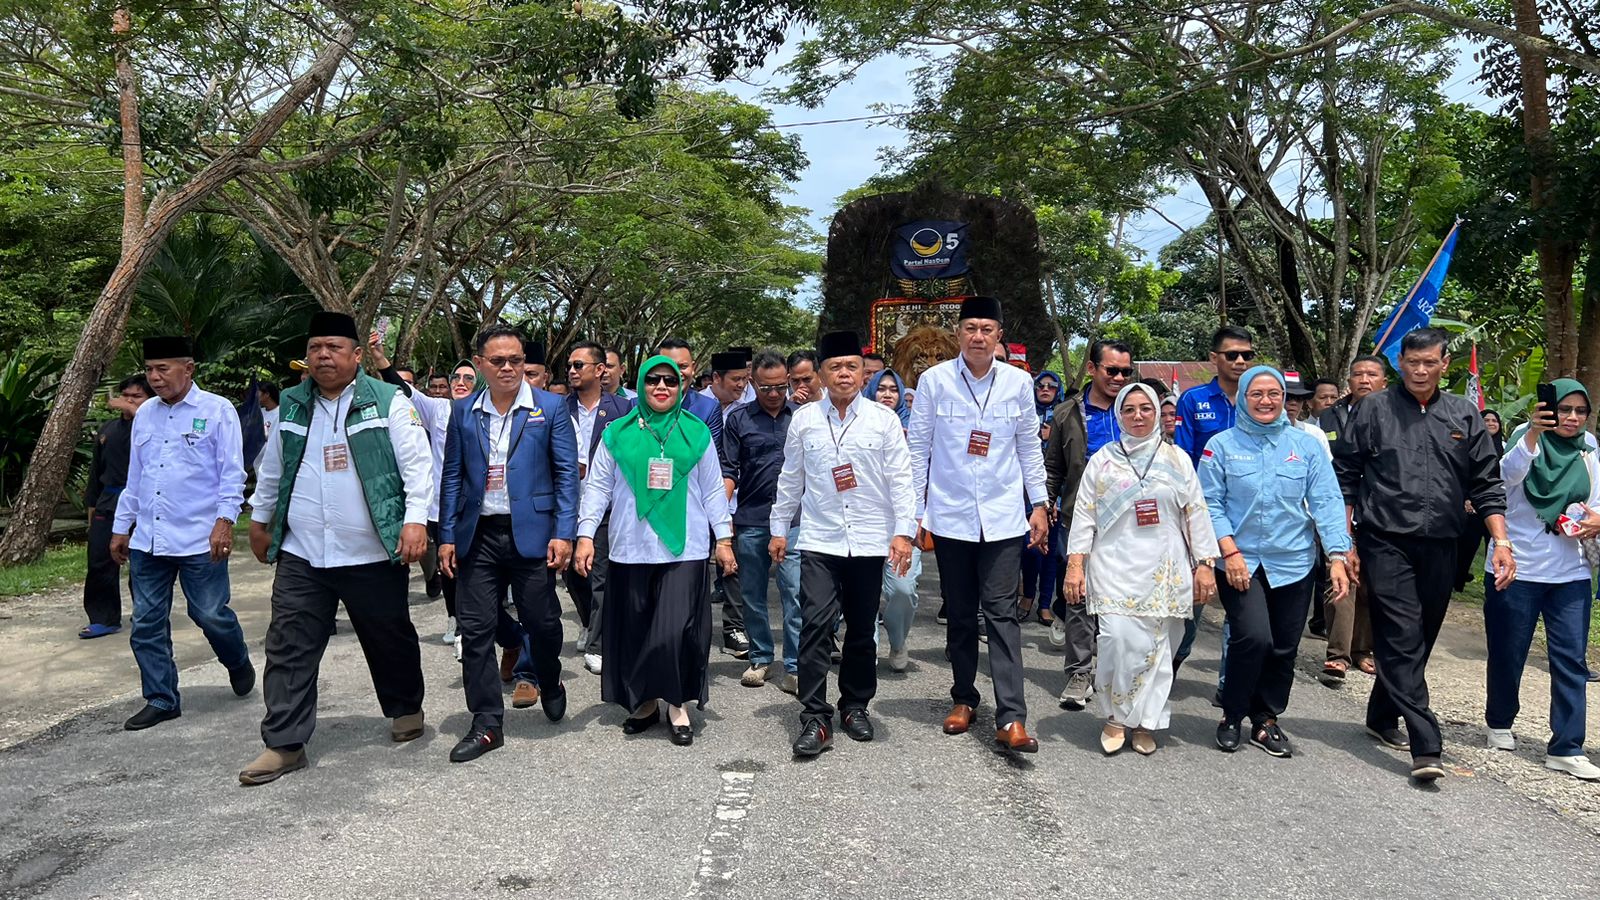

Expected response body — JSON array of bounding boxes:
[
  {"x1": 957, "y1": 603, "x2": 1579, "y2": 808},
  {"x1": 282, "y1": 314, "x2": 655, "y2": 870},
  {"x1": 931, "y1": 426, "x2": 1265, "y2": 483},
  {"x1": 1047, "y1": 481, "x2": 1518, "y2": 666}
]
[
  {"x1": 128, "y1": 550, "x2": 250, "y2": 711},
  {"x1": 735, "y1": 525, "x2": 802, "y2": 672},
  {"x1": 1020, "y1": 523, "x2": 1060, "y2": 604},
  {"x1": 880, "y1": 545, "x2": 923, "y2": 650},
  {"x1": 495, "y1": 602, "x2": 537, "y2": 685},
  {"x1": 1483, "y1": 574, "x2": 1592, "y2": 756}
]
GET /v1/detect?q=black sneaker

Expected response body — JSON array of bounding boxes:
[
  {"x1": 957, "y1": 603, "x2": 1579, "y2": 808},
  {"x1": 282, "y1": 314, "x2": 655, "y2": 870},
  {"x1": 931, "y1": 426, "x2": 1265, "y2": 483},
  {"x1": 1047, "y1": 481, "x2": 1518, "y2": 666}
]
[
  {"x1": 793, "y1": 719, "x2": 833, "y2": 757},
  {"x1": 1215, "y1": 719, "x2": 1241, "y2": 752},
  {"x1": 123, "y1": 704, "x2": 181, "y2": 731},
  {"x1": 936, "y1": 604, "x2": 948, "y2": 626},
  {"x1": 841, "y1": 708, "x2": 874, "y2": 742},
  {"x1": 229, "y1": 661, "x2": 256, "y2": 697},
  {"x1": 1251, "y1": 721, "x2": 1292, "y2": 758},
  {"x1": 722, "y1": 631, "x2": 750, "y2": 660},
  {"x1": 1366, "y1": 725, "x2": 1411, "y2": 752}
]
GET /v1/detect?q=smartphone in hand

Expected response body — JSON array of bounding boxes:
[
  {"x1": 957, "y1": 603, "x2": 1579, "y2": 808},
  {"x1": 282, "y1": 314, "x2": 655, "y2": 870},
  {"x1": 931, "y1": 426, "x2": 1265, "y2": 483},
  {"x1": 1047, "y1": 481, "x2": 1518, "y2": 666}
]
[{"x1": 1537, "y1": 382, "x2": 1559, "y2": 414}]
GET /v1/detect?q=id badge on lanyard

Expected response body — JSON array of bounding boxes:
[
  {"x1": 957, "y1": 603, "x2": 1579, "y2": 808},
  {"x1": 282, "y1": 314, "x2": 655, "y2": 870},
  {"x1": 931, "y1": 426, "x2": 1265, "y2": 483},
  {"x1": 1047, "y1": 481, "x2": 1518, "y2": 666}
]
[
  {"x1": 1134, "y1": 498, "x2": 1160, "y2": 527},
  {"x1": 648, "y1": 456, "x2": 674, "y2": 491},
  {"x1": 323, "y1": 443, "x2": 350, "y2": 472},
  {"x1": 486, "y1": 464, "x2": 506, "y2": 492},
  {"x1": 967, "y1": 430, "x2": 992, "y2": 457},
  {"x1": 832, "y1": 463, "x2": 858, "y2": 492}
]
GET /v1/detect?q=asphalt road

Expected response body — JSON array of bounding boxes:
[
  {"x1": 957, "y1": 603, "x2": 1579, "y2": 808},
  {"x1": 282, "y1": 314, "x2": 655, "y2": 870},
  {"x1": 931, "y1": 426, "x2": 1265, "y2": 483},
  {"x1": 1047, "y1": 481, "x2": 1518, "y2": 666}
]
[{"x1": 3, "y1": 559, "x2": 1599, "y2": 899}]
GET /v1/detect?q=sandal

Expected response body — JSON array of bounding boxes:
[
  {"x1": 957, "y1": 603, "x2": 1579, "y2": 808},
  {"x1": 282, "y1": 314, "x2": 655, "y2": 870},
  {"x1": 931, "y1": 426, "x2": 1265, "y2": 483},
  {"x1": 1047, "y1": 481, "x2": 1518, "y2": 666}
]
[
  {"x1": 1357, "y1": 655, "x2": 1377, "y2": 675},
  {"x1": 1039, "y1": 608, "x2": 1055, "y2": 625},
  {"x1": 1018, "y1": 595, "x2": 1036, "y2": 619},
  {"x1": 1319, "y1": 660, "x2": 1348, "y2": 685},
  {"x1": 78, "y1": 623, "x2": 121, "y2": 639}
]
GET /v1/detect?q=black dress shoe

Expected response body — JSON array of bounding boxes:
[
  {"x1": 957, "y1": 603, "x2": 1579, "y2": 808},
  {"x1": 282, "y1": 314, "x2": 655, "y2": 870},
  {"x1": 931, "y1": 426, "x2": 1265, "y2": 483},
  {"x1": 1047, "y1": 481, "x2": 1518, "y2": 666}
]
[
  {"x1": 541, "y1": 682, "x2": 567, "y2": 722},
  {"x1": 448, "y1": 727, "x2": 503, "y2": 763},
  {"x1": 792, "y1": 719, "x2": 832, "y2": 757},
  {"x1": 425, "y1": 575, "x2": 443, "y2": 599},
  {"x1": 622, "y1": 708, "x2": 660, "y2": 734},
  {"x1": 841, "y1": 708, "x2": 874, "y2": 742},
  {"x1": 1215, "y1": 719, "x2": 1241, "y2": 752},
  {"x1": 229, "y1": 662, "x2": 257, "y2": 697},
  {"x1": 670, "y1": 724, "x2": 694, "y2": 746},
  {"x1": 123, "y1": 704, "x2": 181, "y2": 731}
]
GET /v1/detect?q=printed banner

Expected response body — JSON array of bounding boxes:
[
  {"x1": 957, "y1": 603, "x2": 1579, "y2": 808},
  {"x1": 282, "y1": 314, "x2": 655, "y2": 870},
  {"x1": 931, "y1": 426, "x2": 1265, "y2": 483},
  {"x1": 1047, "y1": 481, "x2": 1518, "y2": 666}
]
[{"x1": 891, "y1": 220, "x2": 969, "y2": 280}]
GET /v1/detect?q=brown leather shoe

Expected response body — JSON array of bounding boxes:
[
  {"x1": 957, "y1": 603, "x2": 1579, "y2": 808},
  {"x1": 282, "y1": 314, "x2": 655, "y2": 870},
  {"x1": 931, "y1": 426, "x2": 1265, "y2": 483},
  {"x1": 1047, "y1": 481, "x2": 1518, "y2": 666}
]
[
  {"x1": 995, "y1": 721, "x2": 1039, "y2": 753},
  {"x1": 943, "y1": 704, "x2": 975, "y2": 735},
  {"x1": 391, "y1": 711, "x2": 425, "y2": 742},
  {"x1": 500, "y1": 646, "x2": 518, "y2": 683},
  {"x1": 239, "y1": 747, "x2": 307, "y2": 786},
  {"x1": 511, "y1": 681, "x2": 541, "y2": 709}
]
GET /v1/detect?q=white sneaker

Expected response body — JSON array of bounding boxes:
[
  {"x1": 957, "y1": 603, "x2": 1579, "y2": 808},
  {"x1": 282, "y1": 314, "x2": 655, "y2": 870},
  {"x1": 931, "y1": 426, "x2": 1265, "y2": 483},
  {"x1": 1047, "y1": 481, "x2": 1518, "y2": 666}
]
[
  {"x1": 442, "y1": 616, "x2": 457, "y2": 644},
  {"x1": 1049, "y1": 618, "x2": 1067, "y2": 648},
  {"x1": 453, "y1": 635, "x2": 463, "y2": 662},
  {"x1": 1545, "y1": 754, "x2": 1600, "y2": 781},
  {"x1": 583, "y1": 653, "x2": 602, "y2": 675},
  {"x1": 888, "y1": 646, "x2": 910, "y2": 672},
  {"x1": 575, "y1": 625, "x2": 589, "y2": 653},
  {"x1": 1486, "y1": 728, "x2": 1516, "y2": 751}
]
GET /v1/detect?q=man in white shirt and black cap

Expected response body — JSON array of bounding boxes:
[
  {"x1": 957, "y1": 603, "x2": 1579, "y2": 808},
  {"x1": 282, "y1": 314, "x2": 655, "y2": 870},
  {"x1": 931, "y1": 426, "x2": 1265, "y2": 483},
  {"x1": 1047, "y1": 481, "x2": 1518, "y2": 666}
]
[
  {"x1": 239, "y1": 311, "x2": 434, "y2": 785},
  {"x1": 770, "y1": 330, "x2": 916, "y2": 756},
  {"x1": 907, "y1": 295, "x2": 1049, "y2": 753},
  {"x1": 111, "y1": 335, "x2": 254, "y2": 731}
]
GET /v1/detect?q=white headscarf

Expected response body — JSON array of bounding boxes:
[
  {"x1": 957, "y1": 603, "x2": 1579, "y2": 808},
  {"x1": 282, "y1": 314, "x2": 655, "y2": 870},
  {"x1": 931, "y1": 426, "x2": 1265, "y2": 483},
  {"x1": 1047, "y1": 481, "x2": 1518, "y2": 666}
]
[{"x1": 1114, "y1": 381, "x2": 1164, "y2": 457}]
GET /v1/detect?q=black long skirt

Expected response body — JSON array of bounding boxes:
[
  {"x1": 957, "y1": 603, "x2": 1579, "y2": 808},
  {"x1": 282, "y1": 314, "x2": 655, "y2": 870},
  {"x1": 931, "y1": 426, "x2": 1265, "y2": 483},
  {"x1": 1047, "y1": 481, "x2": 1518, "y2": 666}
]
[{"x1": 602, "y1": 559, "x2": 711, "y2": 712}]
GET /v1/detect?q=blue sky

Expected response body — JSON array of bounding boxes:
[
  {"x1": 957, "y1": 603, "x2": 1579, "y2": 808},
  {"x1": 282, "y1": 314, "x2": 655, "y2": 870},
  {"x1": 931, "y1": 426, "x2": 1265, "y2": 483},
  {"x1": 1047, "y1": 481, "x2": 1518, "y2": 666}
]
[{"x1": 725, "y1": 35, "x2": 1496, "y2": 289}]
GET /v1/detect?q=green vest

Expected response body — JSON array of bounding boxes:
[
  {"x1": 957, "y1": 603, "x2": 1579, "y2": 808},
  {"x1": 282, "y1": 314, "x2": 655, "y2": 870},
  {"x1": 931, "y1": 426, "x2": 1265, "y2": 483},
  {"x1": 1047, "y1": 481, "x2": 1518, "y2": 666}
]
[{"x1": 267, "y1": 373, "x2": 406, "y2": 564}]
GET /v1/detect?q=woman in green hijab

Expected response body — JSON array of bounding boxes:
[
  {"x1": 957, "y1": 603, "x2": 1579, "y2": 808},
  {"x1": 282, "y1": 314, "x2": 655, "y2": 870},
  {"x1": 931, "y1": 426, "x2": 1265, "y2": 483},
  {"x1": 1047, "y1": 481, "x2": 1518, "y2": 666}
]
[
  {"x1": 573, "y1": 355, "x2": 737, "y2": 746},
  {"x1": 1483, "y1": 379, "x2": 1600, "y2": 781}
]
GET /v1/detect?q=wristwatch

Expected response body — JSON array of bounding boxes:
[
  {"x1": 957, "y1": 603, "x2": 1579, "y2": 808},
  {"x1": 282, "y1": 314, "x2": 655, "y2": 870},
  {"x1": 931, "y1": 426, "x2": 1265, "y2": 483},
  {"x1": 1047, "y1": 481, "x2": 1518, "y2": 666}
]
[
  {"x1": 1194, "y1": 557, "x2": 1217, "y2": 568},
  {"x1": 1328, "y1": 553, "x2": 1348, "y2": 566}
]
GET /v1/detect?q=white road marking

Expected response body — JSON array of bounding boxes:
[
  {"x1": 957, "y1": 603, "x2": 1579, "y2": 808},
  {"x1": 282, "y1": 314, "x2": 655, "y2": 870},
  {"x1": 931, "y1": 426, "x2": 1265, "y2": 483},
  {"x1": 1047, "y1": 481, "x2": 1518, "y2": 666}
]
[{"x1": 685, "y1": 770, "x2": 756, "y2": 898}]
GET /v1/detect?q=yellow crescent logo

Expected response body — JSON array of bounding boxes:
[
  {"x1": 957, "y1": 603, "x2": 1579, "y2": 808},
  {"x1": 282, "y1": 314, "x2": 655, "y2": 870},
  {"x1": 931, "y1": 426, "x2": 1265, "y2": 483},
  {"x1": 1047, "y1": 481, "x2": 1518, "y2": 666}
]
[{"x1": 908, "y1": 228, "x2": 944, "y2": 258}]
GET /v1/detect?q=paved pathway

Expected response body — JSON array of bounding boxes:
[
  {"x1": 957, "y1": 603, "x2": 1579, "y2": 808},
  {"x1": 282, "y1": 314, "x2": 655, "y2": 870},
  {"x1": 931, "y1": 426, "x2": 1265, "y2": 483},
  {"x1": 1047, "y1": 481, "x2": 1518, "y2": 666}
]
[{"x1": 2, "y1": 556, "x2": 1598, "y2": 898}]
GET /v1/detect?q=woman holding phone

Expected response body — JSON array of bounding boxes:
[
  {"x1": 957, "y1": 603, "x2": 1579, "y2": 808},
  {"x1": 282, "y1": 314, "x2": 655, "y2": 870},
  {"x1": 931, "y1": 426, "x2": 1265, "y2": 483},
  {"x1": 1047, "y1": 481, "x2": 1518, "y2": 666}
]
[{"x1": 1481, "y1": 380, "x2": 1600, "y2": 780}]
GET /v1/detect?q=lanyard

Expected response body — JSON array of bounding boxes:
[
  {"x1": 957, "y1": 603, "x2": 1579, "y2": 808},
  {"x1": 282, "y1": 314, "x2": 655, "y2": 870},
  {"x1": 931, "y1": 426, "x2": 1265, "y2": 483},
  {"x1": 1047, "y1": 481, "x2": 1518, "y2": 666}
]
[
  {"x1": 1116, "y1": 437, "x2": 1160, "y2": 489},
  {"x1": 316, "y1": 392, "x2": 348, "y2": 437},
  {"x1": 639, "y1": 413, "x2": 680, "y2": 455},
  {"x1": 827, "y1": 405, "x2": 858, "y2": 456},
  {"x1": 959, "y1": 369, "x2": 995, "y2": 416},
  {"x1": 491, "y1": 407, "x2": 515, "y2": 460}
]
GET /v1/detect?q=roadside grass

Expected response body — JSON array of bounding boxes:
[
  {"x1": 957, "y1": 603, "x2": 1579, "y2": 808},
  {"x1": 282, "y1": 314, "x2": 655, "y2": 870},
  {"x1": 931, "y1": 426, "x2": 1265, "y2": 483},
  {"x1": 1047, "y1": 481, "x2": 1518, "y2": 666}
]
[{"x1": 0, "y1": 543, "x2": 86, "y2": 598}]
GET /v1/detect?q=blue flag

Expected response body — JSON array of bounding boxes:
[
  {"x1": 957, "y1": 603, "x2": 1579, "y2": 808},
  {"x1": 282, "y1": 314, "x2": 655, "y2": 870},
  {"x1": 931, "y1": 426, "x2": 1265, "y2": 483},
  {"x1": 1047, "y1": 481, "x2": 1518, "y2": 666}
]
[{"x1": 1374, "y1": 223, "x2": 1461, "y2": 368}]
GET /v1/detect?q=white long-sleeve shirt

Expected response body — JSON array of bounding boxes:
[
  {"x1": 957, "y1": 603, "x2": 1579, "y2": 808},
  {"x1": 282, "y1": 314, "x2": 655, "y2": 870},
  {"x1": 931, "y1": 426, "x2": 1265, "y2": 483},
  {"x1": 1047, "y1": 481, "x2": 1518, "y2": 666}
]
[
  {"x1": 114, "y1": 384, "x2": 244, "y2": 556},
  {"x1": 769, "y1": 393, "x2": 915, "y2": 556},
  {"x1": 577, "y1": 439, "x2": 731, "y2": 564},
  {"x1": 1485, "y1": 433, "x2": 1600, "y2": 584},
  {"x1": 407, "y1": 390, "x2": 452, "y2": 522},
  {"x1": 249, "y1": 381, "x2": 433, "y2": 568},
  {"x1": 907, "y1": 355, "x2": 1048, "y2": 541}
]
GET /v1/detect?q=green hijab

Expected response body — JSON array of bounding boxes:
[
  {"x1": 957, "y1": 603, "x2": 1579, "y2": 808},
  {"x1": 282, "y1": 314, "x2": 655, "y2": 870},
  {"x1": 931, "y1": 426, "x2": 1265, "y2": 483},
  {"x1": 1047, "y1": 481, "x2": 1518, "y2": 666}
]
[
  {"x1": 602, "y1": 355, "x2": 712, "y2": 555},
  {"x1": 1510, "y1": 378, "x2": 1592, "y2": 531},
  {"x1": 453, "y1": 359, "x2": 484, "y2": 393}
]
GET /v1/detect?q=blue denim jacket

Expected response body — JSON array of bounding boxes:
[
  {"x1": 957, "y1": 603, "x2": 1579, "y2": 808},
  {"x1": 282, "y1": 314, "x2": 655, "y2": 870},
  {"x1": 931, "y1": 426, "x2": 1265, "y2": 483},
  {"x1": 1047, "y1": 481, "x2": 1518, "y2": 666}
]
[{"x1": 1197, "y1": 425, "x2": 1350, "y2": 587}]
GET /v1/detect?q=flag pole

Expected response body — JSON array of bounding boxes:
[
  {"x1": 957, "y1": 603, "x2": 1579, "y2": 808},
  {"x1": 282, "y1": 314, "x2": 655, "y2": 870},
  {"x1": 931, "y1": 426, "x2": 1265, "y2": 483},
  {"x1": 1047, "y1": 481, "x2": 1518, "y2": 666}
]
[{"x1": 1374, "y1": 218, "x2": 1462, "y2": 354}]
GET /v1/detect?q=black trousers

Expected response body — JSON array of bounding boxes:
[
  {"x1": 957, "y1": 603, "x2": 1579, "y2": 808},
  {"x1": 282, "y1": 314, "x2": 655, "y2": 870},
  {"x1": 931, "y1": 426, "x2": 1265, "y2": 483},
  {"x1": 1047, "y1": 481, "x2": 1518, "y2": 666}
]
[
  {"x1": 83, "y1": 510, "x2": 123, "y2": 626},
  {"x1": 1306, "y1": 555, "x2": 1328, "y2": 634},
  {"x1": 457, "y1": 516, "x2": 563, "y2": 731},
  {"x1": 1359, "y1": 530, "x2": 1458, "y2": 759},
  {"x1": 1218, "y1": 567, "x2": 1315, "y2": 724},
  {"x1": 797, "y1": 551, "x2": 885, "y2": 723},
  {"x1": 711, "y1": 562, "x2": 745, "y2": 637},
  {"x1": 428, "y1": 521, "x2": 457, "y2": 619},
  {"x1": 933, "y1": 534, "x2": 1028, "y2": 727},
  {"x1": 260, "y1": 553, "x2": 424, "y2": 749},
  {"x1": 561, "y1": 521, "x2": 610, "y2": 654}
]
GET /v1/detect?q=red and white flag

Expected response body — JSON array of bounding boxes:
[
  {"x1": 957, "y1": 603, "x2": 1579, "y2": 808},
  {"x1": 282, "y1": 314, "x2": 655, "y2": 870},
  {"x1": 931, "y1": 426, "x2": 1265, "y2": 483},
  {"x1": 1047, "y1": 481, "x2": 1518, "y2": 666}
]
[
  {"x1": 1170, "y1": 365, "x2": 1179, "y2": 393},
  {"x1": 1466, "y1": 344, "x2": 1483, "y2": 411}
]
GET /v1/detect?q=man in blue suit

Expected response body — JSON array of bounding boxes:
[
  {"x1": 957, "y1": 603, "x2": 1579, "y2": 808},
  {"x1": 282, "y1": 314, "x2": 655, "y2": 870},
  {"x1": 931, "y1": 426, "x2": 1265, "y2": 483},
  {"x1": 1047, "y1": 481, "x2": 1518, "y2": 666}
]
[
  {"x1": 657, "y1": 337, "x2": 750, "y2": 659},
  {"x1": 561, "y1": 340, "x2": 633, "y2": 674},
  {"x1": 439, "y1": 323, "x2": 580, "y2": 762}
]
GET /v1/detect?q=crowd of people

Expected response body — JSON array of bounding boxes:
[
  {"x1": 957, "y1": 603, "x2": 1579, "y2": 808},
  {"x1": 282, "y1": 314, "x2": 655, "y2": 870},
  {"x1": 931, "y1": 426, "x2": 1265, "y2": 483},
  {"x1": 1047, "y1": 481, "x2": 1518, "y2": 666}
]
[{"x1": 77, "y1": 300, "x2": 1598, "y2": 786}]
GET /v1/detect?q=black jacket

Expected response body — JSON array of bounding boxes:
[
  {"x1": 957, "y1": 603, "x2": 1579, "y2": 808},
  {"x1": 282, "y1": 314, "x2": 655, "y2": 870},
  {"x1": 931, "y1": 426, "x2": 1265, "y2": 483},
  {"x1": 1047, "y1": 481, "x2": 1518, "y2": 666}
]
[
  {"x1": 1043, "y1": 387, "x2": 1090, "y2": 535},
  {"x1": 84, "y1": 417, "x2": 133, "y2": 515},
  {"x1": 1332, "y1": 386, "x2": 1506, "y2": 539}
]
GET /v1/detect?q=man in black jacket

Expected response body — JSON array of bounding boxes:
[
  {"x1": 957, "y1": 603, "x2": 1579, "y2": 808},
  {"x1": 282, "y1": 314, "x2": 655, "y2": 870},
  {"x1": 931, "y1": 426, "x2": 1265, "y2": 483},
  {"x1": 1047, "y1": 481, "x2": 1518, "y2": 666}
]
[
  {"x1": 1333, "y1": 328, "x2": 1513, "y2": 782},
  {"x1": 80, "y1": 375, "x2": 152, "y2": 638}
]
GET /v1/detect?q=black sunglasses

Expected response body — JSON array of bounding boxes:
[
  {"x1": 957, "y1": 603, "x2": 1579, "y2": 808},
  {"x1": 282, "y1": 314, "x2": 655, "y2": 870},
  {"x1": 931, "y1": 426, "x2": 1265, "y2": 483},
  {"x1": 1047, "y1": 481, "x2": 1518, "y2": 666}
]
[
  {"x1": 1099, "y1": 365, "x2": 1135, "y2": 378},
  {"x1": 644, "y1": 374, "x2": 680, "y2": 388},
  {"x1": 1220, "y1": 350, "x2": 1256, "y2": 362}
]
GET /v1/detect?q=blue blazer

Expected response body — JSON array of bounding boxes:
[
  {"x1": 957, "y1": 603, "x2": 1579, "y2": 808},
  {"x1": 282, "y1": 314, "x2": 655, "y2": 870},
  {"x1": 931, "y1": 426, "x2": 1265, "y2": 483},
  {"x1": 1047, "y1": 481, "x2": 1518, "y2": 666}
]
[
  {"x1": 681, "y1": 389, "x2": 727, "y2": 467},
  {"x1": 565, "y1": 391, "x2": 634, "y2": 466},
  {"x1": 439, "y1": 387, "x2": 580, "y2": 559}
]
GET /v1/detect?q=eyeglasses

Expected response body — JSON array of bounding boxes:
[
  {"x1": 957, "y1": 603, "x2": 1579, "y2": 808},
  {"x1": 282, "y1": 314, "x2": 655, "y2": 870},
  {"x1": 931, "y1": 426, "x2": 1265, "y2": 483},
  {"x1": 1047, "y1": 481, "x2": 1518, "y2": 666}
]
[
  {"x1": 1556, "y1": 405, "x2": 1590, "y2": 418},
  {"x1": 1220, "y1": 350, "x2": 1257, "y2": 362},
  {"x1": 754, "y1": 384, "x2": 788, "y2": 394},
  {"x1": 1246, "y1": 390, "x2": 1284, "y2": 402},
  {"x1": 567, "y1": 361, "x2": 593, "y2": 371},
  {"x1": 1098, "y1": 366, "x2": 1135, "y2": 378},
  {"x1": 450, "y1": 374, "x2": 476, "y2": 383},
  {"x1": 482, "y1": 356, "x2": 524, "y2": 370},
  {"x1": 644, "y1": 374, "x2": 680, "y2": 388}
]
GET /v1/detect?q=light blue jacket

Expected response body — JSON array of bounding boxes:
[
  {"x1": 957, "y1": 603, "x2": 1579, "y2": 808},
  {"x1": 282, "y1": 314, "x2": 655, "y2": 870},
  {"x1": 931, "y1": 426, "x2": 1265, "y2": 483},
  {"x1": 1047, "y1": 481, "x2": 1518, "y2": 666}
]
[{"x1": 1198, "y1": 425, "x2": 1350, "y2": 587}]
